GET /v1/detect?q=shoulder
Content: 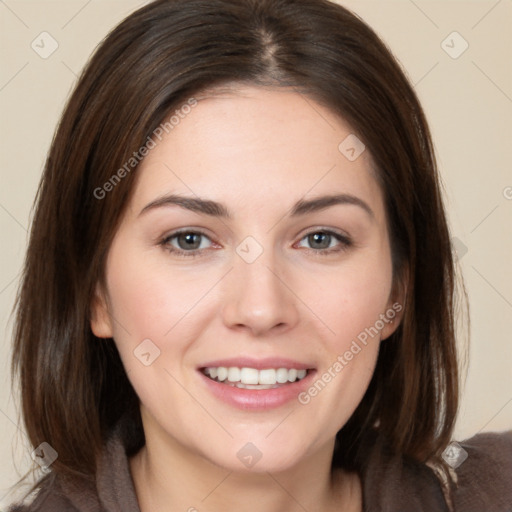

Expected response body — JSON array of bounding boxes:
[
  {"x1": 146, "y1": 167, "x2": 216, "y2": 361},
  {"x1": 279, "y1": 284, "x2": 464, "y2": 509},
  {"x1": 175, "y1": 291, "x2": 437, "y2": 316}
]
[
  {"x1": 7, "y1": 475, "x2": 78, "y2": 512},
  {"x1": 7, "y1": 420, "x2": 140, "y2": 512},
  {"x1": 450, "y1": 429, "x2": 512, "y2": 512},
  {"x1": 6, "y1": 469, "x2": 102, "y2": 512},
  {"x1": 360, "y1": 429, "x2": 512, "y2": 511},
  {"x1": 360, "y1": 435, "x2": 451, "y2": 511},
  {"x1": 8, "y1": 496, "x2": 75, "y2": 512}
]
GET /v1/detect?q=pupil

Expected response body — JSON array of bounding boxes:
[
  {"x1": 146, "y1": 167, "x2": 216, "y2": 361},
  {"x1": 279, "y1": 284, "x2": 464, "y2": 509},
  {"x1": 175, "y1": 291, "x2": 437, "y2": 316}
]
[
  {"x1": 180, "y1": 233, "x2": 200, "y2": 249},
  {"x1": 311, "y1": 232, "x2": 329, "y2": 249},
  {"x1": 176, "y1": 233, "x2": 331, "y2": 251}
]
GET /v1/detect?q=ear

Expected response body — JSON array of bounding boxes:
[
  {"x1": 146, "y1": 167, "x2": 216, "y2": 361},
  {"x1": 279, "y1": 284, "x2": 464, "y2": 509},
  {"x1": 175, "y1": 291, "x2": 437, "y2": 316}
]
[
  {"x1": 380, "y1": 266, "x2": 408, "y2": 341},
  {"x1": 90, "y1": 282, "x2": 114, "y2": 338}
]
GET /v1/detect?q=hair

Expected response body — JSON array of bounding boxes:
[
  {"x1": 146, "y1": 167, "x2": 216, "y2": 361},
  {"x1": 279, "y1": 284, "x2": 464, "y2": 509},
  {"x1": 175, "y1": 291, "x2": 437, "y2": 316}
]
[{"x1": 11, "y1": 0, "x2": 467, "y2": 501}]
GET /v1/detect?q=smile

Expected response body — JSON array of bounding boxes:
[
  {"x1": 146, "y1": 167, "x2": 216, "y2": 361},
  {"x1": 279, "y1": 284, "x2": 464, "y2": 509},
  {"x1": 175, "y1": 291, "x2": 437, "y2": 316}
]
[{"x1": 201, "y1": 367, "x2": 309, "y2": 389}]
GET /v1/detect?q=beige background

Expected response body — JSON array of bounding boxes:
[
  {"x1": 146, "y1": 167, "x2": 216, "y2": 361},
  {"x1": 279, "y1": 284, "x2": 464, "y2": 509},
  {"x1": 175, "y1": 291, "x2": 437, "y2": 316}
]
[{"x1": 1, "y1": 0, "x2": 511, "y2": 507}]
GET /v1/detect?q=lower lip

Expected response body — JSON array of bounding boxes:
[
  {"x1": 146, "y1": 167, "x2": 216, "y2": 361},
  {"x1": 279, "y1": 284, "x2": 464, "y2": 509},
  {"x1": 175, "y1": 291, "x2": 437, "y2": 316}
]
[{"x1": 198, "y1": 370, "x2": 316, "y2": 410}]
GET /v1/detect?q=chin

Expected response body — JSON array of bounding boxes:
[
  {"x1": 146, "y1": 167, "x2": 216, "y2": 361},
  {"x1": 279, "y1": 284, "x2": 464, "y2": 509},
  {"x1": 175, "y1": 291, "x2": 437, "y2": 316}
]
[{"x1": 200, "y1": 434, "x2": 313, "y2": 474}]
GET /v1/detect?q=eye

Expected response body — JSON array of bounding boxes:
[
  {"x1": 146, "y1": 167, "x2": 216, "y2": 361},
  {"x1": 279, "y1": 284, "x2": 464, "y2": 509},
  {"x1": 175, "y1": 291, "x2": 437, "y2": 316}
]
[
  {"x1": 160, "y1": 230, "x2": 214, "y2": 258},
  {"x1": 296, "y1": 229, "x2": 352, "y2": 255},
  {"x1": 159, "y1": 228, "x2": 352, "y2": 259}
]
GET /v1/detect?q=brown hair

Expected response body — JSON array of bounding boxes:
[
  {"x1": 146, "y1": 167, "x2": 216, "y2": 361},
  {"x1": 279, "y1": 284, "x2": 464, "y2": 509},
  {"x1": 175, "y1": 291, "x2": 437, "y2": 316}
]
[{"x1": 11, "y1": 0, "x2": 465, "y2": 497}]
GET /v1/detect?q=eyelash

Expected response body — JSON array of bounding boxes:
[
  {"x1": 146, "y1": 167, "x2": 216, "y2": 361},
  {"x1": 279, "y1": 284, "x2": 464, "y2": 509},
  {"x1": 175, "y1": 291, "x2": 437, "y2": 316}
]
[{"x1": 159, "y1": 228, "x2": 353, "y2": 259}]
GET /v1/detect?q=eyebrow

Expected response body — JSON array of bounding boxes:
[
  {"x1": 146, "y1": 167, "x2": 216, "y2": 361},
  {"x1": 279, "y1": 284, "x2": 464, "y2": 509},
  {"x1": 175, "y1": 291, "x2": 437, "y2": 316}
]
[{"x1": 138, "y1": 193, "x2": 374, "y2": 220}]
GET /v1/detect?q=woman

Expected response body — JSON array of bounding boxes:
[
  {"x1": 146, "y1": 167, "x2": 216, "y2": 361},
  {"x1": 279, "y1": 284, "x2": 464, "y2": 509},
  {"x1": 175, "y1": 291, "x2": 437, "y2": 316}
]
[{"x1": 8, "y1": 0, "x2": 512, "y2": 510}]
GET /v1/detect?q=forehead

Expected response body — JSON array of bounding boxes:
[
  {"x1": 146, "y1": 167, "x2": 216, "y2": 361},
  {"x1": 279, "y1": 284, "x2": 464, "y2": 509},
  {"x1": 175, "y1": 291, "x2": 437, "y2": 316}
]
[{"x1": 128, "y1": 85, "x2": 384, "y2": 220}]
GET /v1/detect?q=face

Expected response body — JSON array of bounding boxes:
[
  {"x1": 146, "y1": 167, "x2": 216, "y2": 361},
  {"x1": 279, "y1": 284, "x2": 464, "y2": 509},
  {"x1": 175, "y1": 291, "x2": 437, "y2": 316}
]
[{"x1": 91, "y1": 85, "x2": 404, "y2": 474}]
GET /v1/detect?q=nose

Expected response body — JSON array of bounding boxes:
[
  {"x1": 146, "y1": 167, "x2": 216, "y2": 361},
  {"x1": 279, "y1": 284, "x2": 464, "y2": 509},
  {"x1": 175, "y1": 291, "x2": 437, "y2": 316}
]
[{"x1": 220, "y1": 245, "x2": 300, "y2": 337}]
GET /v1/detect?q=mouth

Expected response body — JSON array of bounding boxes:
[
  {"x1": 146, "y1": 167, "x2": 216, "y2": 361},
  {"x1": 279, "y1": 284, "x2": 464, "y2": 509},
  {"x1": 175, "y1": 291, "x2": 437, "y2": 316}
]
[
  {"x1": 200, "y1": 366, "x2": 312, "y2": 390},
  {"x1": 197, "y1": 357, "x2": 317, "y2": 409}
]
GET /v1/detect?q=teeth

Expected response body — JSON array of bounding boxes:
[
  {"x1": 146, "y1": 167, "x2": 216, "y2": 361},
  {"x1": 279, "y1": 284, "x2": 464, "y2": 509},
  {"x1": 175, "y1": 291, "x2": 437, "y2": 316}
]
[
  {"x1": 227, "y1": 367, "x2": 240, "y2": 382},
  {"x1": 203, "y1": 366, "x2": 309, "y2": 385},
  {"x1": 276, "y1": 368, "x2": 288, "y2": 383},
  {"x1": 240, "y1": 367, "x2": 259, "y2": 384},
  {"x1": 259, "y1": 369, "x2": 276, "y2": 385}
]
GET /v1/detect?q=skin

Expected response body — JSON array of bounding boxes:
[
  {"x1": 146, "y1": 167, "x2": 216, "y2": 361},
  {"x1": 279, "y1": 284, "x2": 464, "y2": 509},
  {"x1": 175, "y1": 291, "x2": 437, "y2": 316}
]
[{"x1": 90, "y1": 84, "x2": 405, "y2": 512}]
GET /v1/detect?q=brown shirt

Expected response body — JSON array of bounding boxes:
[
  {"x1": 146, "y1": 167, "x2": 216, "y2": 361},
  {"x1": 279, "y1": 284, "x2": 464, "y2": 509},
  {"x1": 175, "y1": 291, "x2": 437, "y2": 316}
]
[{"x1": 9, "y1": 429, "x2": 512, "y2": 511}]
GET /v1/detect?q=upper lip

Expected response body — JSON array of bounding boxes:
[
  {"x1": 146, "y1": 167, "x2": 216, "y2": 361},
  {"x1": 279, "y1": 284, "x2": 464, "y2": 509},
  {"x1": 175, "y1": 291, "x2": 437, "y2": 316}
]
[{"x1": 198, "y1": 357, "x2": 315, "y2": 371}]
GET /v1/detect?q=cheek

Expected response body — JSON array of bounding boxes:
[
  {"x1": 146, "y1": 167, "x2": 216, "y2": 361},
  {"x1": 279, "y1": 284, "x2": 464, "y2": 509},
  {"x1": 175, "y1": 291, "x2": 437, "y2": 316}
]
[
  {"x1": 106, "y1": 229, "x2": 393, "y2": 360},
  {"x1": 104, "y1": 242, "x2": 218, "y2": 341},
  {"x1": 309, "y1": 252, "x2": 393, "y2": 352},
  {"x1": 300, "y1": 252, "x2": 392, "y2": 425},
  {"x1": 103, "y1": 247, "x2": 202, "y2": 416}
]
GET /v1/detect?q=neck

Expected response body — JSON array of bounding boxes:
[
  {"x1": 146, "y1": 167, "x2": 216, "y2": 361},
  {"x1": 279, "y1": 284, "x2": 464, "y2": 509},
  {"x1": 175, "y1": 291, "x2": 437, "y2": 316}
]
[{"x1": 129, "y1": 421, "x2": 361, "y2": 512}]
